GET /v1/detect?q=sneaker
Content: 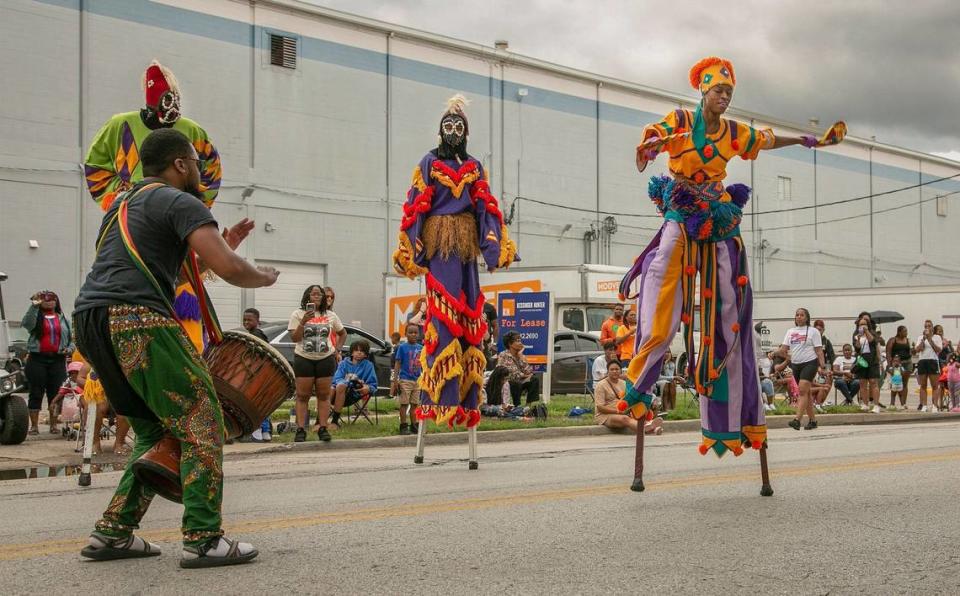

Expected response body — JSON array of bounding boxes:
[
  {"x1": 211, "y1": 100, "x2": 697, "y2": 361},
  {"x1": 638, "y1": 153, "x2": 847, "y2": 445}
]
[
  {"x1": 918, "y1": 404, "x2": 924, "y2": 411},
  {"x1": 294, "y1": 427, "x2": 306, "y2": 442},
  {"x1": 860, "y1": 405, "x2": 870, "y2": 412},
  {"x1": 788, "y1": 418, "x2": 801, "y2": 431},
  {"x1": 804, "y1": 420, "x2": 818, "y2": 430},
  {"x1": 814, "y1": 404, "x2": 824, "y2": 413},
  {"x1": 399, "y1": 423, "x2": 410, "y2": 436},
  {"x1": 317, "y1": 426, "x2": 332, "y2": 442},
  {"x1": 871, "y1": 405, "x2": 881, "y2": 414},
  {"x1": 180, "y1": 536, "x2": 258, "y2": 569},
  {"x1": 930, "y1": 405, "x2": 940, "y2": 413}
]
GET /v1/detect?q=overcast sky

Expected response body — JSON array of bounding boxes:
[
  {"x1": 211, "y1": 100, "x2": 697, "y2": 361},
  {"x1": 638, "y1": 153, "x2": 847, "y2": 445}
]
[{"x1": 312, "y1": 0, "x2": 960, "y2": 160}]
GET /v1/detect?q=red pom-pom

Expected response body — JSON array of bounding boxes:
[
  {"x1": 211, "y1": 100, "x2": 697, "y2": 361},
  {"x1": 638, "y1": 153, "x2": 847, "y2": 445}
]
[
  {"x1": 693, "y1": 172, "x2": 705, "y2": 183},
  {"x1": 702, "y1": 289, "x2": 713, "y2": 299},
  {"x1": 731, "y1": 323, "x2": 741, "y2": 333},
  {"x1": 703, "y1": 336, "x2": 712, "y2": 346},
  {"x1": 466, "y1": 410, "x2": 481, "y2": 428},
  {"x1": 732, "y1": 445, "x2": 744, "y2": 456},
  {"x1": 709, "y1": 370, "x2": 719, "y2": 380},
  {"x1": 681, "y1": 313, "x2": 692, "y2": 325},
  {"x1": 697, "y1": 200, "x2": 708, "y2": 211},
  {"x1": 751, "y1": 440, "x2": 762, "y2": 450},
  {"x1": 703, "y1": 145, "x2": 714, "y2": 158},
  {"x1": 685, "y1": 265, "x2": 696, "y2": 276},
  {"x1": 646, "y1": 410, "x2": 654, "y2": 421},
  {"x1": 617, "y1": 400, "x2": 628, "y2": 413},
  {"x1": 731, "y1": 139, "x2": 740, "y2": 151},
  {"x1": 415, "y1": 407, "x2": 427, "y2": 421},
  {"x1": 698, "y1": 444, "x2": 709, "y2": 455},
  {"x1": 737, "y1": 275, "x2": 748, "y2": 287}
]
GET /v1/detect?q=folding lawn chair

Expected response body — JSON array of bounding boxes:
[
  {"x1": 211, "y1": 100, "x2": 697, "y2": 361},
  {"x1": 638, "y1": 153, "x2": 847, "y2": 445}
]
[{"x1": 345, "y1": 391, "x2": 378, "y2": 425}]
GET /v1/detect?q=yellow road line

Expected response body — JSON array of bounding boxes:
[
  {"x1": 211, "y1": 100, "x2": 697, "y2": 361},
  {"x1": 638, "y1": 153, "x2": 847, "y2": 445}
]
[{"x1": 2, "y1": 449, "x2": 958, "y2": 562}]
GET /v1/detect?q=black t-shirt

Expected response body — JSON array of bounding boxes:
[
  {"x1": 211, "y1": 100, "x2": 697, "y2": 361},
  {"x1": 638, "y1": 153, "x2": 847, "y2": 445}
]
[
  {"x1": 249, "y1": 328, "x2": 269, "y2": 342},
  {"x1": 74, "y1": 180, "x2": 217, "y2": 318}
]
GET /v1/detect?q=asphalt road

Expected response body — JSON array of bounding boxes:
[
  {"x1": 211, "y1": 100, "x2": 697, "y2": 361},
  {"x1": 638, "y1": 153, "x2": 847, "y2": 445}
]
[{"x1": 1, "y1": 421, "x2": 959, "y2": 595}]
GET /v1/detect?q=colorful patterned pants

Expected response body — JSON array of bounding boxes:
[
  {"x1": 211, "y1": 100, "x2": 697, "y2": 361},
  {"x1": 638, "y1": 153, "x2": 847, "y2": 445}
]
[
  {"x1": 419, "y1": 255, "x2": 486, "y2": 427},
  {"x1": 74, "y1": 305, "x2": 225, "y2": 546},
  {"x1": 624, "y1": 221, "x2": 766, "y2": 456}
]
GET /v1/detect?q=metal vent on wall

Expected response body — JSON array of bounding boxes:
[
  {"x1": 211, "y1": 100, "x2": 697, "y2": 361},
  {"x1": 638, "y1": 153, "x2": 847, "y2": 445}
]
[{"x1": 270, "y1": 34, "x2": 297, "y2": 69}]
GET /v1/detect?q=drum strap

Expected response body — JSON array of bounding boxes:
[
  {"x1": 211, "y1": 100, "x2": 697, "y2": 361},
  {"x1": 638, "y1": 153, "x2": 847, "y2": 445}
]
[{"x1": 95, "y1": 182, "x2": 223, "y2": 345}]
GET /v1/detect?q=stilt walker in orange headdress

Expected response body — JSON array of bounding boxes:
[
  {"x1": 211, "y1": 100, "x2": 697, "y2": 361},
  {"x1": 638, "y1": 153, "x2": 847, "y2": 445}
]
[{"x1": 620, "y1": 57, "x2": 845, "y2": 494}]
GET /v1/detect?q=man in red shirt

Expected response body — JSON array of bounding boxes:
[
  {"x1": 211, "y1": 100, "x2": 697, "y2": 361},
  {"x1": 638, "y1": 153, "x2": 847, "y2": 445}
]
[{"x1": 600, "y1": 303, "x2": 625, "y2": 344}]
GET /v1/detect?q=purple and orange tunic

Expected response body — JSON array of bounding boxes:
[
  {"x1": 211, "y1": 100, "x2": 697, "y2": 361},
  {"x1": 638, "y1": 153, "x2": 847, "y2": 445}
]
[{"x1": 619, "y1": 107, "x2": 775, "y2": 456}]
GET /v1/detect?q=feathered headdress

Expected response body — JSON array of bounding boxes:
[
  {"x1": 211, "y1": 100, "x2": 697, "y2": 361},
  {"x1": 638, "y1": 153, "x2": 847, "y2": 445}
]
[{"x1": 440, "y1": 94, "x2": 470, "y2": 132}]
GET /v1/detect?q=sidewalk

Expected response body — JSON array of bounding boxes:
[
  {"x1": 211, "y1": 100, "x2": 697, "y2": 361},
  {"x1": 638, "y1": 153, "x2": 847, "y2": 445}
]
[{"x1": 2, "y1": 410, "x2": 958, "y2": 474}]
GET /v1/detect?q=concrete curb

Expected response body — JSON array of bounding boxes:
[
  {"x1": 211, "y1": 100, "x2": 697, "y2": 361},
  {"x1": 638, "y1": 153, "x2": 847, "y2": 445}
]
[{"x1": 228, "y1": 411, "x2": 960, "y2": 457}]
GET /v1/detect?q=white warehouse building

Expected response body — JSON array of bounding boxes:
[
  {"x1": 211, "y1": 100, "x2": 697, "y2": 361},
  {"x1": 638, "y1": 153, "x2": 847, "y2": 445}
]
[{"x1": 2, "y1": 0, "x2": 959, "y2": 335}]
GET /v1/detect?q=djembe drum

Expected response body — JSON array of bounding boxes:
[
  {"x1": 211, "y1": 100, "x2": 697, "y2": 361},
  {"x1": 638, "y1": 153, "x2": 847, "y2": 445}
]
[{"x1": 131, "y1": 331, "x2": 295, "y2": 502}]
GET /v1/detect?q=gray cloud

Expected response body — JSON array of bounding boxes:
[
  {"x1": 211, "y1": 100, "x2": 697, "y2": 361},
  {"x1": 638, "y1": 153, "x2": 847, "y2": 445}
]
[{"x1": 311, "y1": 0, "x2": 960, "y2": 156}]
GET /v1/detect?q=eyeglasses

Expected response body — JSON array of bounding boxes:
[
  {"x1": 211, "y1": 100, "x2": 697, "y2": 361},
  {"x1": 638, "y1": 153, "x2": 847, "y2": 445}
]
[
  {"x1": 180, "y1": 157, "x2": 202, "y2": 172},
  {"x1": 441, "y1": 121, "x2": 465, "y2": 135}
]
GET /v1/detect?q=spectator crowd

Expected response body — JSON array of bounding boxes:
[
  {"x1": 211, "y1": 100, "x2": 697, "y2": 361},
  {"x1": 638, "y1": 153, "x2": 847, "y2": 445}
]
[{"x1": 12, "y1": 285, "x2": 960, "y2": 451}]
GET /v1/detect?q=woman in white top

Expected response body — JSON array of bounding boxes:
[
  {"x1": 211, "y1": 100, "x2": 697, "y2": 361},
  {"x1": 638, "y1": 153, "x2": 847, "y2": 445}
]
[
  {"x1": 288, "y1": 285, "x2": 347, "y2": 442},
  {"x1": 914, "y1": 319, "x2": 943, "y2": 412},
  {"x1": 780, "y1": 307, "x2": 826, "y2": 430}
]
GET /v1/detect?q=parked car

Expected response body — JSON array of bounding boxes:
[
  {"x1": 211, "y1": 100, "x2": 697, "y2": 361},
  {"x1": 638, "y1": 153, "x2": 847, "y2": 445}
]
[
  {"x1": 550, "y1": 331, "x2": 603, "y2": 395},
  {"x1": 245, "y1": 322, "x2": 393, "y2": 395}
]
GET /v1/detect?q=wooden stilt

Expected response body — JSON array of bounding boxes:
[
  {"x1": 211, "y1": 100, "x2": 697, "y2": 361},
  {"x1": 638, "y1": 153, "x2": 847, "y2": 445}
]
[
  {"x1": 630, "y1": 418, "x2": 645, "y2": 492},
  {"x1": 759, "y1": 442, "x2": 773, "y2": 497}
]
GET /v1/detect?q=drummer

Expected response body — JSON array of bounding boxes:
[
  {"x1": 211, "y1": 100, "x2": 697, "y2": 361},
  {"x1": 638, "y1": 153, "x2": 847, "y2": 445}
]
[{"x1": 73, "y1": 128, "x2": 279, "y2": 568}]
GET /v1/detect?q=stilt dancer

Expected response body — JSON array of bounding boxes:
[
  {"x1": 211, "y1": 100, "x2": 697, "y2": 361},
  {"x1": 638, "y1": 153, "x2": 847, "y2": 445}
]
[{"x1": 620, "y1": 57, "x2": 846, "y2": 494}]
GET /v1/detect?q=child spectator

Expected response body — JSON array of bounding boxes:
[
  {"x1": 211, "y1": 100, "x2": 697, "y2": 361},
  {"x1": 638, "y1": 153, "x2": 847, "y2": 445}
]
[
  {"x1": 392, "y1": 324, "x2": 423, "y2": 435},
  {"x1": 886, "y1": 355, "x2": 905, "y2": 410},
  {"x1": 242, "y1": 308, "x2": 269, "y2": 342},
  {"x1": 241, "y1": 308, "x2": 271, "y2": 441},
  {"x1": 329, "y1": 340, "x2": 378, "y2": 428},
  {"x1": 51, "y1": 361, "x2": 85, "y2": 434},
  {"x1": 946, "y1": 354, "x2": 960, "y2": 412}
]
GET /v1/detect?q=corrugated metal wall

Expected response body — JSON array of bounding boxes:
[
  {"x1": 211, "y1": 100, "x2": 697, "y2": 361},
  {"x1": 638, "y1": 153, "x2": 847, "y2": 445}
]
[{"x1": 2, "y1": 0, "x2": 959, "y2": 334}]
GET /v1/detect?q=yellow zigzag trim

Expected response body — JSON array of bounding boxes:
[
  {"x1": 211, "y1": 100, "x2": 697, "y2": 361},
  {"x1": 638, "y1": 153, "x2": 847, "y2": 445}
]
[
  {"x1": 419, "y1": 341, "x2": 463, "y2": 404},
  {"x1": 430, "y1": 169, "x2": 480, "y2": 199},
  {"x1": 459, "y1": 346, "x2": 486, "y2": 403},
  {"x1": 392, "y1": 232, "x2": 428, "y2": 279},
  {"x1": 497, "y1": 224, "x2": 518, "y2": 268},
  {"x1": 411, "y1": 165, "x2": 427, "y2": 192}
]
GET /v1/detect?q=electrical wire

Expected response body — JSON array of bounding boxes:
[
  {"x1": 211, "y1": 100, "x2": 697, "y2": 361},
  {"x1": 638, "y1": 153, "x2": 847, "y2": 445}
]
[{"x1": 502, "y1": 169, "x2": 960, "y2": 223}]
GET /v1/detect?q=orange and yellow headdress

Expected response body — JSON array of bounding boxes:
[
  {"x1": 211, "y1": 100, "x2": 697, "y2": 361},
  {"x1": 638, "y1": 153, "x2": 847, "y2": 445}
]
[{"x1": 689, "y1": 56, "x2": 736, "y2": 94}]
